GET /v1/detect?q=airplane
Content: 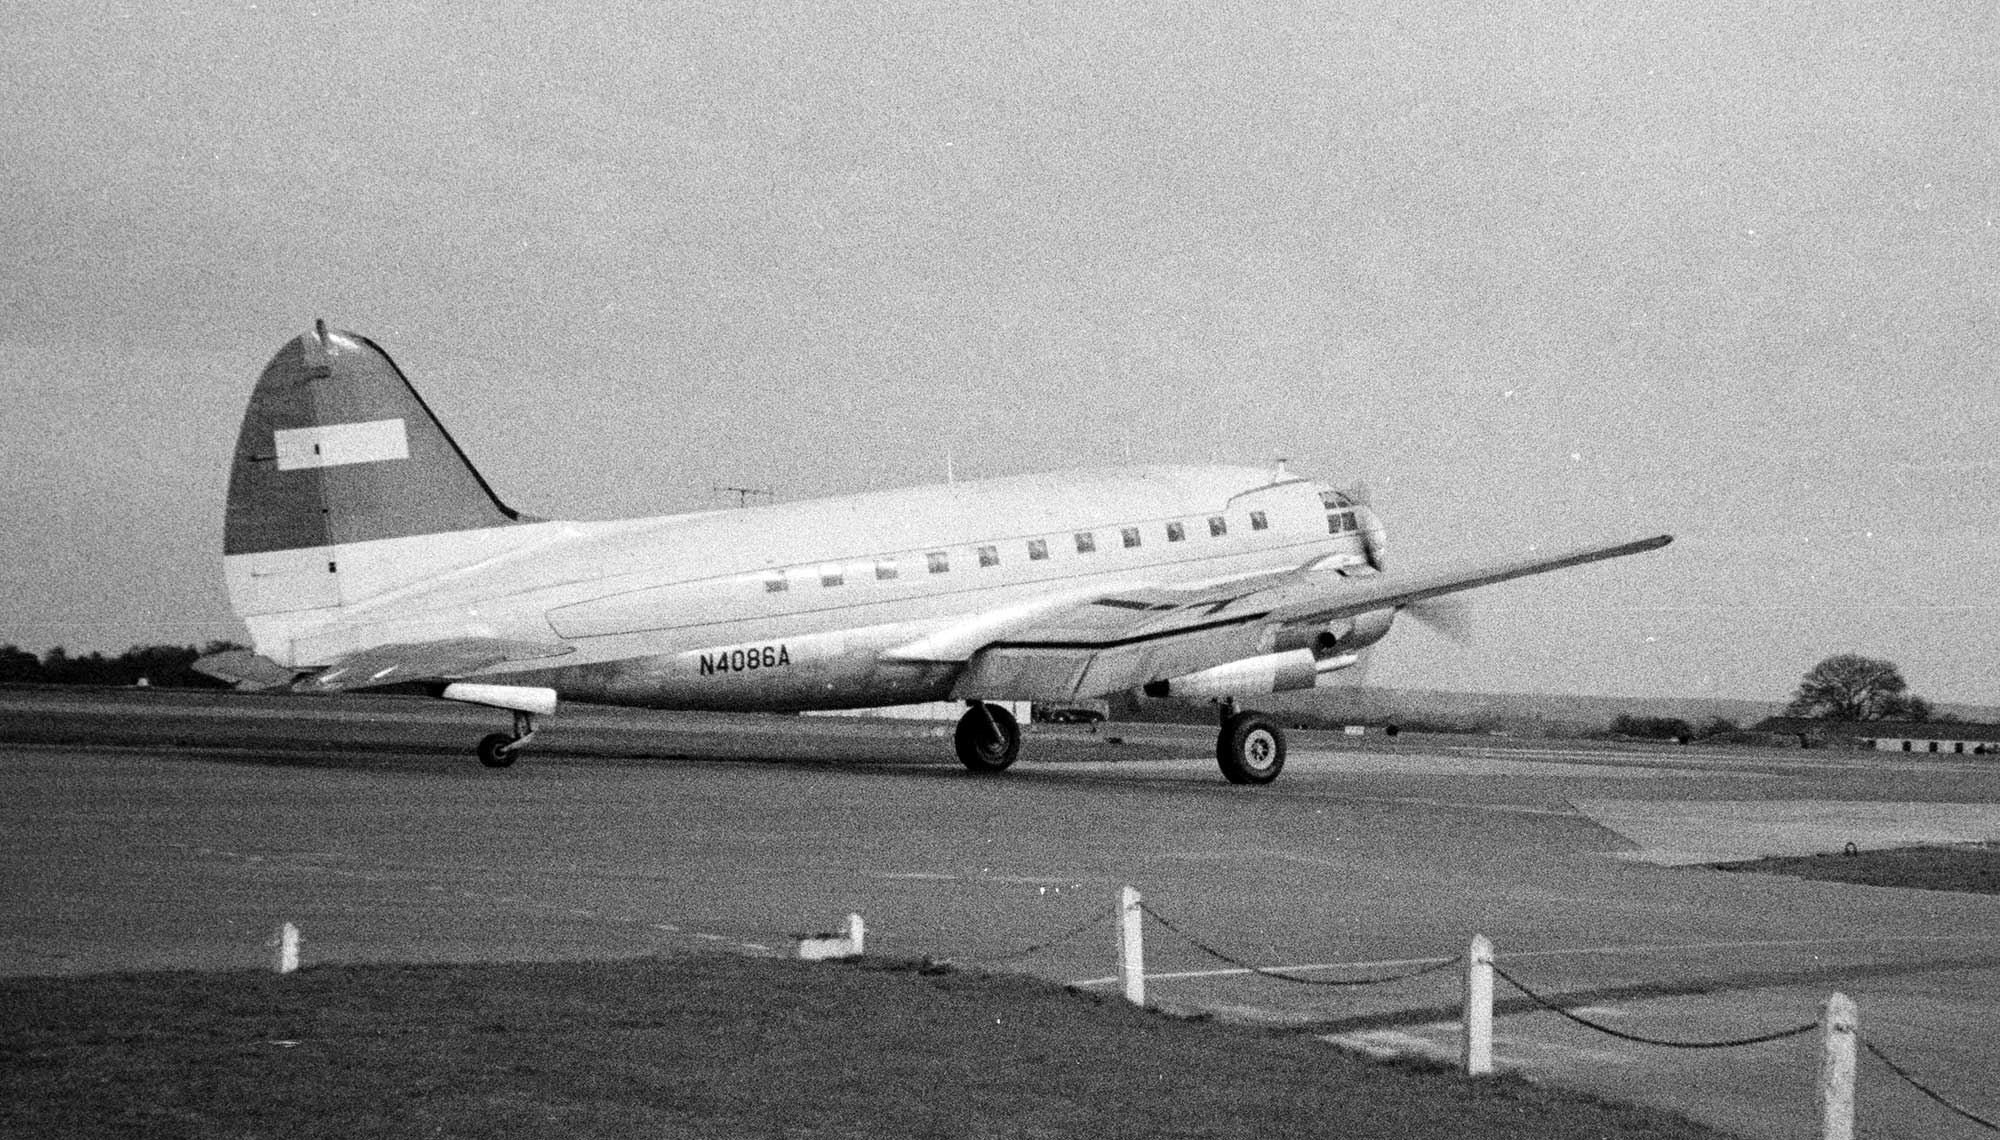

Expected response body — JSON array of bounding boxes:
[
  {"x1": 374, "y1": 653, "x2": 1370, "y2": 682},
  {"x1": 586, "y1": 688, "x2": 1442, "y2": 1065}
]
[{"x1": 198, "y1": 322, "x2": 1671, "y2": 784}]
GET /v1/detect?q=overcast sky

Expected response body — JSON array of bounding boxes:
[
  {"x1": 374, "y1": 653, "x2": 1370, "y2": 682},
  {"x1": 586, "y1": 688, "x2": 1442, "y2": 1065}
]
[{"x1": 2, "y1": 2, "x2": 1994, "y2": 704}]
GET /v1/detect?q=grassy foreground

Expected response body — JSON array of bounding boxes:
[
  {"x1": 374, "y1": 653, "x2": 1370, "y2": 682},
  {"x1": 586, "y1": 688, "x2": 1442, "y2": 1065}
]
[
  {"x1": 0, "y1": 954, "x2": 1733, "y2": 1139},
  {"x1": 1717, "y1": 842, "x2": 2000, "y2": 895}
]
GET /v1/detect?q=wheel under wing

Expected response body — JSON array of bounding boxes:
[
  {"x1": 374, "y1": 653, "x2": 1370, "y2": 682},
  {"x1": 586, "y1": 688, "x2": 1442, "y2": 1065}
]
[{"x1": 932, "y1": 534, "x2": 1672, "y2": 702}]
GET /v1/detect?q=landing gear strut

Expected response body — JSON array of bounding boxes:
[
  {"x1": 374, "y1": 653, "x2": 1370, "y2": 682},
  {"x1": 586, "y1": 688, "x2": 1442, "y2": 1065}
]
[
  {"x1": 476, "y1": 710, "x2": 537, "y2": 769},
  {"x1": 955, "y1": 701, "x2": 1021, "y2": 773},
  {"x1": 1217, "y1": 700, "x2": 1285, "y2": 785}
]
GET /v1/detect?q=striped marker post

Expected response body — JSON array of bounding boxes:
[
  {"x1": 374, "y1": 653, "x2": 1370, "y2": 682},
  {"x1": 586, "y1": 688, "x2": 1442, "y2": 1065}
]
[
  {"x1": 1463, "y1": 934, "x2": 1494, "y2": 1076},
  {"x1": 274, "y1": 922, "x2": 300, "y2": 974},
  {"x1": 1118, "y1": 886, "x2": 1145, "y2": 1006},
  {"x1": 1818, "y1": 992, "x2": 1856, "y2": 1140}
]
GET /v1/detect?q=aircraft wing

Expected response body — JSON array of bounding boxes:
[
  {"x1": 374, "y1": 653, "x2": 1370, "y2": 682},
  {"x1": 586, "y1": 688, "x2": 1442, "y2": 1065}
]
[
  {"x1": 942, "y1": 534, "x2": 1672, "y2": 701},
  {"x1": 199, "y1": 638, "x2": 573, "y2": 693}
]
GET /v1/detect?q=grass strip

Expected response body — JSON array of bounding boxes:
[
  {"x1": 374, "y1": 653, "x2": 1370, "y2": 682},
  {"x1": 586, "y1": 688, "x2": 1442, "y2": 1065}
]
[
  {"x1": 0, "y1": 954, "x2": 1734, "y2": 1139},
  {"x1": 1715, "y1": 843, "x2": 2000, "y2": 895}
]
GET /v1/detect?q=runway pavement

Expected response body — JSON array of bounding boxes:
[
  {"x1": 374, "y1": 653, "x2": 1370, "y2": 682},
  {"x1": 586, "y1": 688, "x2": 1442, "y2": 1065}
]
[{"x1": 3, "y1": 686, "x2": 1998, "y2": 1139}]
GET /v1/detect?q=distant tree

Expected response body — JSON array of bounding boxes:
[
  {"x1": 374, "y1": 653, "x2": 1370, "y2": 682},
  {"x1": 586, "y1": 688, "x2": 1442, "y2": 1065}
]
[
  {"x1": 18, "y1": 643, "x2": 242, "y2": 689},
  {"x1": 0, "y1": 644, "x2": 41, "y2": 684},
  {"x1": 1697, "y1": 716, "x2": 1740, "y2": 739},
  {"x1": 40, "y1": 647, "x2": 100, "y2": 685},
  {"x1": 1785, "y1": 654, "x2": 1934, "y2": 721},
  {"x1": 1610, "y1": 713, "x2": 1695, "y2": 742}
]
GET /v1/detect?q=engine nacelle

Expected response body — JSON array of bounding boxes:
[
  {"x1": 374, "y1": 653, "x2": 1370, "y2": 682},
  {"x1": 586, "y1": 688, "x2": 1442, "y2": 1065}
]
[
  {"x1": 1268, "y1": 608, "x2": 1397, "y2": 657},
  {"x1": 1142, "y1": 649, "x2": 1361, "y2": 701}
]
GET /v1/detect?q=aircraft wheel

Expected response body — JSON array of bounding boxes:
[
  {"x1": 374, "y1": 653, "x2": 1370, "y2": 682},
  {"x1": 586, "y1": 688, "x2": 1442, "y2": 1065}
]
[
  {"x1": 955, "y1": 703, "x2": 1021, "y2": 773},
  {"x1": 476, "y1": 732, "x2": 519, "y2": 769},
  {"x1": 1217, "y1": 711, "x2": 1285, "y2": 785}
]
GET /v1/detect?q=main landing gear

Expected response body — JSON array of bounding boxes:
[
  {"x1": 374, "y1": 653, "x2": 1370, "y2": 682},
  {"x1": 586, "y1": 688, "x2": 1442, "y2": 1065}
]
[
  {"x1": 475, "y1": 710, "x2": 538, "y2": 769},
  {"x1": 955, "y1": 701, "x2": 1021, "y2": 773},
  {"x1": 1217, "y1": 700, "x2": 1286, "y2": 785}
]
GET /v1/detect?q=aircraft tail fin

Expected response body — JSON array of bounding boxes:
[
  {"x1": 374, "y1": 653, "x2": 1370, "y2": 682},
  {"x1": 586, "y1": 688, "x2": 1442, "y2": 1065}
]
[{"x1": 224, "y1": 322, "x2": 538, "y2": 622}]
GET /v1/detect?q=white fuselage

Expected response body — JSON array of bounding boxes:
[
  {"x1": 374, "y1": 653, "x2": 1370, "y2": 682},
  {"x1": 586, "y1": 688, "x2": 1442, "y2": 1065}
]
[{"x1": 232, "y1": 465, "x2": 1369, "y2": 711}]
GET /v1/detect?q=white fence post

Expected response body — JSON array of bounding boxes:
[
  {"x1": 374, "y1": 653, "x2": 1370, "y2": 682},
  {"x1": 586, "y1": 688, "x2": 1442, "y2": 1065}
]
[
  {"x1": 1462, "y1": 933, "x2": 1494, "y2": 1076},
  {"x1": 1818, "y1": 992, "x2": 1857, "y2": 1140},
  {"x1": 1118, "y1": 885, "x2": 1145, "y2": 1007},
  {"x1": 847, "y1": 912, "x2": 865, "y2": 956},
  {"x1": 274, "y1": 922, "x2": 300, "y2": 975}
]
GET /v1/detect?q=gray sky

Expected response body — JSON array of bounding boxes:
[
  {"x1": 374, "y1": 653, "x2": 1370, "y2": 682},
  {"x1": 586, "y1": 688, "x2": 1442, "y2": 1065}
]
[{"x1": 3, "y1": 2, "x2": 1995, "y2": 704}]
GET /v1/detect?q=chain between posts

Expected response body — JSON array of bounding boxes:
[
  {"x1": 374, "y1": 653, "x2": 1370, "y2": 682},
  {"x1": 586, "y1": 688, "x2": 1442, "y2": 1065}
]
[
  {"x1": 1862, "y1": 1037, "x2": 2000, "y2": 1133},
  {"x1": 1489, "y1": 963, "x2": 1819, "y2": 1049},
  {"x1": 1139, "y1": 902, "x2": 1463, "y2": 987},
  {"x1": 981, "y1": 909, "x2": 1117, "y2": 964}
]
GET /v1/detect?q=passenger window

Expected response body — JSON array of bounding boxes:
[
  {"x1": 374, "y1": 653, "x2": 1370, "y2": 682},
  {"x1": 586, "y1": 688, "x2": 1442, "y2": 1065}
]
[
  {"x1": 1027, "y1": 538, "x2": 1049, "y2": 561},
  {"x1": 1075, "y1": 531, "x2": 1096, "y2": 554},
  {"x1": 977, "y1": 544, "x2": 1000, "y2": 568},
  {"x1": 926, "y1": 551, "x2": 950, "y2": 574},
  {"x1": 875, "y1": 559, "x2": 898, "y2": 580},
  {"x1": 762, "y1": 571, "x2": 789, "y2": 593},
  {"x1": 820, "y1": 564, "x2": 843, "y2": 588},
  {"x1": 1342, "y1": 511, "x2": 1358, "y2": 531},
  {"x1": 1208, "y1": 516, "x2": 1227, "y2": 537},
  {"x1": 1328, "y1": 514, "x2": 1345, "y2": 534},
  {"x1": 1121, "y1": 526, "x2": 1141, "y2": 549},
  {"x1": 1250, "y1": 510, "x2": 1268, "y2": 531},
  {"x1": 1165, "y1": 521, "x2": 1185, "y2": 542}
]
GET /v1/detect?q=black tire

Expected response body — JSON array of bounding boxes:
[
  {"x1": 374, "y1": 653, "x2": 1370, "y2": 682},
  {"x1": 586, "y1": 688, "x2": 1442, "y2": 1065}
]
[
  {"x1": 476, "y1": 732, "x2": 519, "y2": 769},
  {"x1": 1217, "y1": 712, "x2": 1285, "y2": 785},
  {"x1": 955, "y1": 704, "x2": 1021, "y2": 773}
]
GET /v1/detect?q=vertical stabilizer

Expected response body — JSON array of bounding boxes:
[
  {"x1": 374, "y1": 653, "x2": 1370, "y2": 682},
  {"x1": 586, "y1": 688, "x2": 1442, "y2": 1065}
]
[{"x1": 224, "y1": 324, "x2": 535, "y2": 623}]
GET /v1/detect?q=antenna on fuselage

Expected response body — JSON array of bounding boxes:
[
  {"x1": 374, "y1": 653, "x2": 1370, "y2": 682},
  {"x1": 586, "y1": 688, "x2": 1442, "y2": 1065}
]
[{"x1": 711, "y1": 484, "x2": 774, "y2": 509}]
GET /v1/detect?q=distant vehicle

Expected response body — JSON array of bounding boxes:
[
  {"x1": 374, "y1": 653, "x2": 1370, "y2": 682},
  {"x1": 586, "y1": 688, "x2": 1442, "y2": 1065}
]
[
  {"x1": 199, "y1": 323, "x2": 1670, "y2": 784},
  {"x1": 1044, "y1": 707, "x2": 1108, "y2": 725}
]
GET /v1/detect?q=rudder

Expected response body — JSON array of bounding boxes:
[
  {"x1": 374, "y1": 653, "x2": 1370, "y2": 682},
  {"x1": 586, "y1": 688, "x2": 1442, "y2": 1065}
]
[{"x1": 224, "y1": 322, "x2": 535, "y2": 619}]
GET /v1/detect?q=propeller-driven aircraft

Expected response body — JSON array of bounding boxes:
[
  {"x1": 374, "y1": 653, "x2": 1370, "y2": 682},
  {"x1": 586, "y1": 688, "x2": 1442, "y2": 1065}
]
[{"x1": 199, "y1": 323, "x2": 1670, "y2": 783}]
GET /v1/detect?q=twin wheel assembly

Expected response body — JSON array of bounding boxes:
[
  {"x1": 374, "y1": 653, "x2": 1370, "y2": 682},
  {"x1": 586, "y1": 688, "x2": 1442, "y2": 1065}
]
[{"x1": 952, "y1": 700, "x2": 1286, "y2": 785}]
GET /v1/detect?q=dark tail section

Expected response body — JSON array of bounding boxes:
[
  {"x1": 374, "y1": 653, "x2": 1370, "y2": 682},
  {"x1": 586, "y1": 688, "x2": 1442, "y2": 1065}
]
[{"x1": 224, "y1": 322, "x2": 529, "y2": 557}]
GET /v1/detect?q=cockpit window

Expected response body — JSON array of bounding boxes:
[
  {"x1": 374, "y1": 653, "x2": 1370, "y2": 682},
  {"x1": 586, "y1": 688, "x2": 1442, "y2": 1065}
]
[{"x1": 1319, "y1": 490, "x2": 1354, "y2": 509}]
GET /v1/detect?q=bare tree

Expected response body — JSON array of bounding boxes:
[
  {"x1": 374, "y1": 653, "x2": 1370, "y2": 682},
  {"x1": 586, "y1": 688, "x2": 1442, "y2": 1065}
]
[{"x1": 1785, "y1": 654, "x2": 1930, "y2": 721}]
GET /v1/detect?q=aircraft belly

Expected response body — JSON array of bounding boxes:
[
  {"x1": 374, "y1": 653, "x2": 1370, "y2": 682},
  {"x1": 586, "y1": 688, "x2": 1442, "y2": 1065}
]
[{"x1": 505, "y1": 626, "x2": 960, "y2": 713}]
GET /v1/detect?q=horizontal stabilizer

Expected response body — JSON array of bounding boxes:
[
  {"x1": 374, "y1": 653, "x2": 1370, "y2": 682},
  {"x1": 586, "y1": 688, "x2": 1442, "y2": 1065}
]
[
  {"x1": 302, "y1": 637, "x2": 574, "y2": 692},
  {"x1": 194, "y1": 649, "x2": 303, "y2": 690}
]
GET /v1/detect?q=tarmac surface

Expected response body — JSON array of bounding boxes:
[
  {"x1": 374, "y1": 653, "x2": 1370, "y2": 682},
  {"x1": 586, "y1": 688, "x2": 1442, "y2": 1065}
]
[{"x1": 4, "y1": 686, "x2": 1998, "y2": 1139}]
